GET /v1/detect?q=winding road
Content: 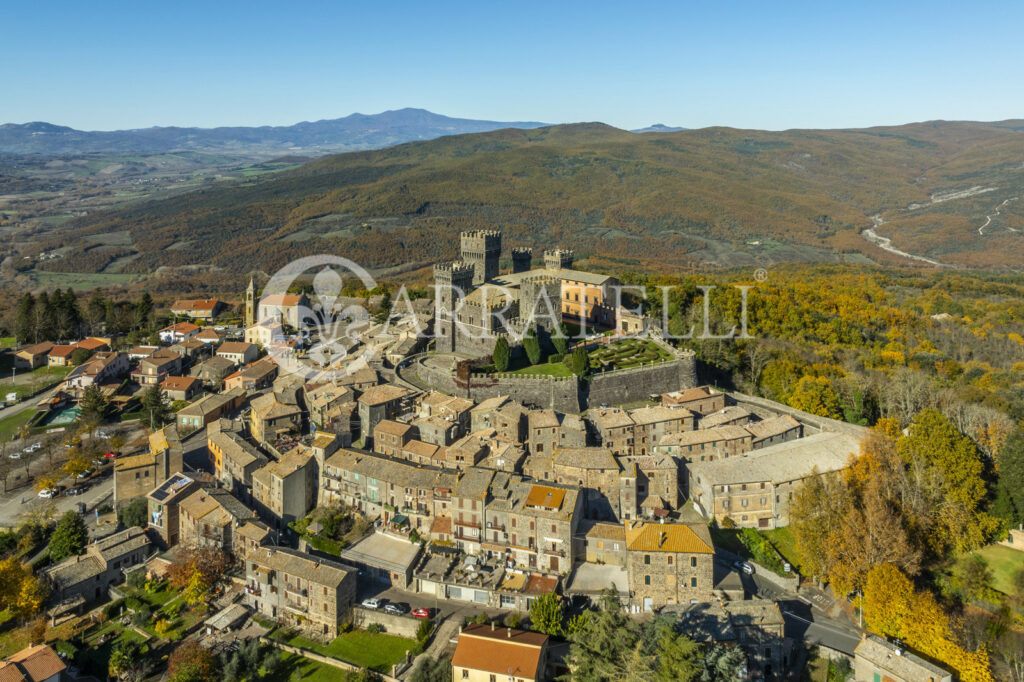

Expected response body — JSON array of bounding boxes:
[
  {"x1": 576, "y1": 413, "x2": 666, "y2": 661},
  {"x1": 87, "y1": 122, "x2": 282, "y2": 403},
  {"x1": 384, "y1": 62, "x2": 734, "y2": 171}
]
[
  {"x1": 861, "y1": 215, "x2": 946, "y2": 267},
  {"x1": 978, "y1": 196, "x2": 1020, "y2": 235}
]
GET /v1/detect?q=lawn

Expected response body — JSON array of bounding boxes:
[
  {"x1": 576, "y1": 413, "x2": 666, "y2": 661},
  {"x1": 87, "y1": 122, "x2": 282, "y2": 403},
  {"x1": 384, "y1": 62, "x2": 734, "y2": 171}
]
[
  {"x1": 507, "y1": 361, "x2": 574, "y2": 377},
  {"x1": 0, "y1": 410, "x2": 38, "y2": 442},
  {"x1": 957, "y1": 544, "x2": 1024, "y2": 595},
  {"x1": 265, "y1": 652, "x2": 351, "y2": 682},
  {"x1": 762, "y1": 527, "x2": 802, "y2": 572},
  {"x1": 273, "y1": 628, "x2": 414, "y2": 672},
  {"x1": 0, "y1": 338, "x2": 14, "y2": 349}
]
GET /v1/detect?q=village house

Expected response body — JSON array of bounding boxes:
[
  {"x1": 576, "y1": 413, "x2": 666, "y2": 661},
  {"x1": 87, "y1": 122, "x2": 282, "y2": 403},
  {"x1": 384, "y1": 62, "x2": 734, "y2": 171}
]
[
  {"x1": 624, "y1": 520, "x2": 715, "y2": 611},
  {"x1": 176, "y1": 386, "x2": 246, "y2": 434},
  {"x1": 207, "y1": 419, "x2": 269, "y2": 498},
  {"x1": 688, "y1": 431, "x2": 862, "y2": 529},
  {"x1": 167, "y1": 337, "x2": 210, "y2": 366},
  {"x1": 357, "y1": 383, "x2": 411, "y2": 448},
  {"x1": 177, "y1": 487, "x2": 257, "y2": 553},
  {"x1": 223, "y1": 358, "x2": 278, "y2": 392},
  {"x1": 132, "y1": 348, "x2": 183, "y2": 386},
  {"x1": 170, "y1": 298, "x2": 224, "y2": 320},
  {"x1": 622, "y1": 454, "x2": 681, "y2": 512},
  {"x1": 127, "y1": 345, "x2": 159, "y2": 361},
  {"x1": 195, "y1": 328, "x2": 224, "y2": 346},
  {"x1": 549, "y1": 447, "x2": 622, "y2": 521},
  {"x1": 0, "y1": 644, "x2": 67, "y2": 682},
  {"x1": 244, "y1": 545, "x2": 356, "y2": 640},
  {"x1": 628, "y1": 405, "x2": 694, "y2": 455},
  {"x1": 113, "y1": 425, "x2": 182, "y2": 509},
  {"x1": 854, "y1": 635, "x2": 952, "y2": 682},
  {"x1": 746, "y1": 414, "x2": 803, "y2": 448},
  {"x1": 158, "y1": 321, "x2": 201, "y2": 345},
  {"x1": 42, "y1": 527, "x2": 152, "y2": 604},
  {"x1": 160, "y1": 375, "x2": 202, "y2": 402},
  {"x1": 216, "y1": 341, "x2": 258, "y2": 366},
  {"x1": 252, "y1": 449, "x2": 317, "y2": 527},
  {"x1": 250, "y1": 391, "x2": 303, "y2": 443},
  {"x1": 190, "y1": 355, "x2": 236, "y2": 388},
  {"x1": 46, "y1": 345, "x2": 76, "y2": 367},
  {"x1": 699, "y1": 405, "x2": 755, "y2": 429},
  {"x1": 373, "y1": 419, "x2": 415, "y2": 458},
  {"x1": 146, "y1": 473, "x2": 201, "y2": 547},
  {"x1": 589, "y1": 407, "x2": 635, "y2": 456},
  {"x1": 304, "y1": 381, "x2": 353, "y2": 428},
  {"x1": 64, "y1": 351, "x2": 129, "y2": 393},
  {"x1": 452, "y1": 624, "x2": 552, "y2": 682},
  {"x1": 662, "y1": 386, "x2": 726, "y2": 415},
  {"x1": 527, "y1": 409, "x2": 586, "y2": 455},
  {"x1": 13, "y1": 342, "x2": 54, "y2": 369},
  {"x1": 471, "y1": 395, "x2": 528, "y2": 443},
  {"x1": 655, "y1": 424, "x2": 754, "y2": 462}
]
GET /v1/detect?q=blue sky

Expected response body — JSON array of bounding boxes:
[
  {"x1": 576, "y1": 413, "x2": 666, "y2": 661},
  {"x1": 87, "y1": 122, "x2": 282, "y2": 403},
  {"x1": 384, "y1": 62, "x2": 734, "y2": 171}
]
[{"x1": 2, "y1": 0, "x2": 1022, "y2": 131}]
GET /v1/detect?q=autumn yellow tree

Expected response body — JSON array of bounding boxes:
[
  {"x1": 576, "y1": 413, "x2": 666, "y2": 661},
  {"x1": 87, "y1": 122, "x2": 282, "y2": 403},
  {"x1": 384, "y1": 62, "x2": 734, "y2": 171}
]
[{"x1": 863, "y1": 564, "x2": 992, "y2": 682}]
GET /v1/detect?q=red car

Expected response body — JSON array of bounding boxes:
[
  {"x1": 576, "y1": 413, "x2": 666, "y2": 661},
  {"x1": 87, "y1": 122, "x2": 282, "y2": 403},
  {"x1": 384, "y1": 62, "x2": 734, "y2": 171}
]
[
  {"x1": 103, "y1": 451, "x2": 117, "y2": 459},
  {"x1": 411, "y1": 608, "x2": 431, "y2": 619}
]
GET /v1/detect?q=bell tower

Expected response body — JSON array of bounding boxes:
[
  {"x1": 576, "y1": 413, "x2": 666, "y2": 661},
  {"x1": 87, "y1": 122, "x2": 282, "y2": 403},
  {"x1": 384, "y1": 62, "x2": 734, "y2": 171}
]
[{"x1": 245, "y1": 276, "x2": 256, "y2": 328}]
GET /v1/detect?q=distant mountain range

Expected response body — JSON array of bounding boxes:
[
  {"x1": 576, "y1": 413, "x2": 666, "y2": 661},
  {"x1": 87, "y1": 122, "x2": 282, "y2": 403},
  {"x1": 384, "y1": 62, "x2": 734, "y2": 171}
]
[
  {"x1": 48, "y1": 119, "x2": 1024, "y2": 273},
  {"x1": 0, "y1": 108, "x2": 551, "y2": 155},
  {"x1": 631, "y1": 124, "x2": 688, "y2": 133}
]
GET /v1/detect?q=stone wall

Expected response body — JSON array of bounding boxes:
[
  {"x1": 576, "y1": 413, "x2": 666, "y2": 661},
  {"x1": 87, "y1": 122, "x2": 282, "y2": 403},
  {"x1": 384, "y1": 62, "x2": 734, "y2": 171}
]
[
  {"x1": 727, "y1": 391, "x2": 868, "y2": 438},
  {"x1": 587, "y1": 356, "x2": 696, "y2": 408},
  {"x1": 352, "y1": 607, "x2": 425, "y2": 638},
  {"x1": 415, "y1": 348, "x2": 697, "y2": 414}
]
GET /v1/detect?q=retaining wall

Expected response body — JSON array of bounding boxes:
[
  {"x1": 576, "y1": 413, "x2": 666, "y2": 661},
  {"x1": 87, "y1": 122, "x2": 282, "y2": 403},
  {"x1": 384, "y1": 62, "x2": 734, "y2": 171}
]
[
  {"x1": 727, "y1": 391, "x2": 868, "y2": 438},
  {"x1": 587, "y1": 356, "x2": 696, "y2": 407},
  {"x1": 352, "y1": 607, "x2": 425, "y2": 638}
]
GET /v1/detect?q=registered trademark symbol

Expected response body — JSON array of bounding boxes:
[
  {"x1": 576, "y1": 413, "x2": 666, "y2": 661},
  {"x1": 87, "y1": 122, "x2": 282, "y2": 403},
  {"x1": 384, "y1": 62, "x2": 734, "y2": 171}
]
[{"x1": 754, "y1": 268, "x2": 769, "y2": 282}]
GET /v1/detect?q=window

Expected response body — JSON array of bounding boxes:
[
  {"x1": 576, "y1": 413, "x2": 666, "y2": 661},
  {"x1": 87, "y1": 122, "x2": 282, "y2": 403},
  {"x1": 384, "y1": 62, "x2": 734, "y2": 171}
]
[
  {"x1": 690, "y1": 577, "x2": 697, "y2": 587},
  {"x1": 490, "y1": 676, "x2": 496, "y2": 682},
  {"x1": 644, "y1": 555, "x2": 651, "y2": 565},
  {"x1": 644, "y1": 575, "x2": 651, "y2": 585},
  {"x1": 462, "y1": 671, "x2": 469, "y2": 680},
  {"x1": 690, "y1": 556, "x2": 697, "y2": 568},
  {"x1": 551, "y1": 524, "x2": 557, "y2": 533},
  {"x1": 667, "y1": 556, "x2": 673, "y2": 565}
]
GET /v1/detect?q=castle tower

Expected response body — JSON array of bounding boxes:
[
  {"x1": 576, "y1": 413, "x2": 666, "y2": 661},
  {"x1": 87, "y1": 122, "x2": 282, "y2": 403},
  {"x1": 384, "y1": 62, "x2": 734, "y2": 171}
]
[
  {"x1": 433, "y1": 262, "x2": 475, "y2": 353},
  {"x1": 460, "y1": 230, "x2": 502, "y2": 286},
  {"x1": 245, "y1": 276, "x2": 256, "y2": 328},
  {"x1": 544, "y1": 248, "x2": 575, "y2": 271},
  {"x1": 511, "y1": 247, "x2": 533, "y2": 274}
]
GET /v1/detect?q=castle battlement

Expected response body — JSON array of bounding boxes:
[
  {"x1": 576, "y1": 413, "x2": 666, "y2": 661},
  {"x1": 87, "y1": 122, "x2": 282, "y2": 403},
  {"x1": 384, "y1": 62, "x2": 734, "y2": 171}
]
[
  {"x1": 460, "y1": 230, "x2": 502, "y2": 239},
  {"x1": 433, "y1": 261, "x2": 476, "y2": 276}
]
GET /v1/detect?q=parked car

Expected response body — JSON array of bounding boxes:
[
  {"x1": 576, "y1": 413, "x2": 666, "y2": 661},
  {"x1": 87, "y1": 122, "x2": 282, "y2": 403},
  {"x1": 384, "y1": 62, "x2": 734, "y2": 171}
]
[
  {"x1": 29, "y1": 442, "x2": 41, "y2": 452},
  {"x1": 103, "y1": 451, "x2": 117, "y2": 459},
  {"x1": 384, "y1": 602, "x2": 409, "y2": 616},
  {"x1": 8, "y1": 452, "x2": 21, "y2": 460},
  {"x1": 733, "y1": 560, "x2": 755, "y2": 575},
  {"x1": 361, "y1": 598, "x2": 384, "y2": 610},
  {"x1": 38, "y1": 488, "x2": 58, "y2": 499},
  {"x1": 411, "y1": 608, "x2": 431, "y2": 619},
  {"x1": 66, "y1": 487, "x2": 86, "y2": 496},
  {"x1": 76, "y1": 470, "x2": 93, "y2": 479}
]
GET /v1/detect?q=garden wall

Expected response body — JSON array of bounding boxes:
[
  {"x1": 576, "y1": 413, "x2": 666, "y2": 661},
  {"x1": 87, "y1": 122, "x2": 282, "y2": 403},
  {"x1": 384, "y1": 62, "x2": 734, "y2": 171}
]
[{"x1": 587, "y1": 355, "x2": 697, "y2": 408}]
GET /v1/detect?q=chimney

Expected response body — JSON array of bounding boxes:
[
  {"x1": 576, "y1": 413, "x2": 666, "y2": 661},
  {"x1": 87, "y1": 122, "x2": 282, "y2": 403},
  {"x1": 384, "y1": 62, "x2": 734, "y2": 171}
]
[
  {"x1": 659, "y1": 532, "x2": 667, "y2": 548},
  {"x1": 507, "y1": 627, "x2": 512, "y2": 638},
  {"x1": 459, "y1": 625, "x2": 463, "y2": 634}
]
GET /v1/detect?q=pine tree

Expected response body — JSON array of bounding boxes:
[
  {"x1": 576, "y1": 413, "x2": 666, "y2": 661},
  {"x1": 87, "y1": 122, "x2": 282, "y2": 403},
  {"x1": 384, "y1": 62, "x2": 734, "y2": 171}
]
[
  {"x1": 14, "y1": 294, "x2": 35, "y2": 345},
  {"x1": 141, "y1": 385, "x2": 170, "y2": 429},
  {"x1": 79, "y1": 384, "x2": 108, "y2": 427},
  {"x1": 49, "y1": 511, "x2": 88, "y2": 561},
  {"x1": 571, "y1": 347, "x2": 590, "y2": 376},
  {"x1": 523, "y1": 327, "x2": 541, "y2": 365}
]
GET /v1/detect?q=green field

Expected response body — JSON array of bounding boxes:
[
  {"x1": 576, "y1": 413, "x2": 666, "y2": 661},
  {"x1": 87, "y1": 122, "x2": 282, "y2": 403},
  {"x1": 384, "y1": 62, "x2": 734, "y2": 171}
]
[
  {"x1": 266, "y1": 652, "x2": 349, "y2": 682},
  {"x1": 508, "y1": 361, "x2": 574, "y2": 377},
  {"x1": 762, "y1": 527, "x2": 802, "y2": 572},
  {"x1": 272, "y1": 628, "x2": 414, "y2": 672},
  {"x1": 955, "y1": 543, "x2": 1024, "y2": 595}
]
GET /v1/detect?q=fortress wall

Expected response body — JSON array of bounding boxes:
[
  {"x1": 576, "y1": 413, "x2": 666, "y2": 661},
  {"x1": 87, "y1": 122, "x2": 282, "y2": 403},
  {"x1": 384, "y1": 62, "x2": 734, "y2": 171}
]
[{"x1": 586, "y1": 355, "x2": 697, "y2": 408}]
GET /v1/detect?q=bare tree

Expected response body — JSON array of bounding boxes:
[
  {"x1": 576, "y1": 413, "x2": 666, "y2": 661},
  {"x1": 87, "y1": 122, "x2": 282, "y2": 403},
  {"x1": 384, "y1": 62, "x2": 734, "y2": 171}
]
[{"x1": 994, "y1": 631, "x2": 1024, "y2": 682}]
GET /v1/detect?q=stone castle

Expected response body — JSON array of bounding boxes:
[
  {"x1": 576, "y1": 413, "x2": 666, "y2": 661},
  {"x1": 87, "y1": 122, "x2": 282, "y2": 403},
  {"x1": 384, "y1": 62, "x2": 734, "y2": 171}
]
[{"x1": 434, "y1": 231, "x2": 620, "y2": 356}]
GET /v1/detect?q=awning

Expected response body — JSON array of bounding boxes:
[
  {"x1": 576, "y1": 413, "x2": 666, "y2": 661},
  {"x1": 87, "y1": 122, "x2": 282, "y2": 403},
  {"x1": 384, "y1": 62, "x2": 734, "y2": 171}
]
[{"x1": 391, "y1": 514, "x2": 409, "y2": 527}]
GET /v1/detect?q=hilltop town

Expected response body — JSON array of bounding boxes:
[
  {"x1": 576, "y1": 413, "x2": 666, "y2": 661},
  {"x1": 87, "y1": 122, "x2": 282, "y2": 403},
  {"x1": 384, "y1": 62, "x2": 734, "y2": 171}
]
[{"x1": 0, "y1": 231, "x2": 942, "y2": 682}]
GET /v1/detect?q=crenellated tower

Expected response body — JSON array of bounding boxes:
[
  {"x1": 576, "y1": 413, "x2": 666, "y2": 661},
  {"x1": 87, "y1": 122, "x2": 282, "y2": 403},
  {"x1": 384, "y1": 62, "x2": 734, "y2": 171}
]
[
  {"x1": 511, "y1": 247, "x2": 533, "y2": 274},
  {"x1": 460, "y1": 230, "x2": 502, "y2": 286},
  {"x1": 433, "y1": 261, "x2": 476, "y2": 353},
  {"x1": 543, "y1": 248, "x2": 575, "y2": 271}
]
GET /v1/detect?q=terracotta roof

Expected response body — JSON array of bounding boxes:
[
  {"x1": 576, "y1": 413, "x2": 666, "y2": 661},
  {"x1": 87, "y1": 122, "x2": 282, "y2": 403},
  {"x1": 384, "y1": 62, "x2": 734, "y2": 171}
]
[
  {"x1": 430, "y1": 515, "x2": 452, "y2": 535},
  {"x1": 217, "y1": 341, "x2": 255, "y2": 355},
  {"x1": 624, "y1": 521, "x2": 714, "y2": 554},
  {"x1": 171, "y1": 298, "x2": 221, "y2": 312},
  {"x1": 664, "y1": 387, "x2": 716, "y2": 403},
  {"x1": 259, "y1": 293, "x2": 303, "y2": 307},
  {"x1": 18, "y1": 342, "x2": 54, "y2": 356},
  {"x1": 452, "y1": 624, "x2": 547, "y2": 679},
  {"x1": 75, "y1": 337, "x2": 108, "y2": 351},
  {"x1": 374, "y1": 419, "x2": 413, "y2": 437},
  {"x1": 524, "y1": 485, "x2": 566, "y2": 511},
  {"x1": 0, "y1": 660, "x2": 25, "y2": 682},
  {"x1": 161, "y1": 322, "x2": 200, "y2": 334},
  {"x1": 48, "y1": 345, "x2": 75, "y2": 358},
  {"x1": 6, "y1": 645, "x2": 67, "y2": 682},
  {"x1": 161, "y1": 375, "x2": 199, "y2": 392}
]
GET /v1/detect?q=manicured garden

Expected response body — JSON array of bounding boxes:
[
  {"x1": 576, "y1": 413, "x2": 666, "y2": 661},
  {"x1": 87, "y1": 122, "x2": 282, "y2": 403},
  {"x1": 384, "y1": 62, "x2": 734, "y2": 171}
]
[{"x1": 587, "y1": 338, "x2": 673, "y2": 370}]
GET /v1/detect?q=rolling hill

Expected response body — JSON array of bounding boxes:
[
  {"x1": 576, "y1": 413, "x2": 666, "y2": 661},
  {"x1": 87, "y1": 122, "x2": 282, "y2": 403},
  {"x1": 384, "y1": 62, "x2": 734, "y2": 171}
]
[
  {"x1": 25, "y1": 119, "x2": 1024, "y2": 283},
  {"x1": 0, "y1": 108, "x2": 549, "y2": 155}
]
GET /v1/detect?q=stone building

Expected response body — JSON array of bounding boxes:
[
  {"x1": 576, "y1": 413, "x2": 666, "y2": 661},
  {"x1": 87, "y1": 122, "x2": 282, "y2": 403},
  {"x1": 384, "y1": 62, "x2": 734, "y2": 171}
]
[
  {"x1": 207, "y1": 419, "x2": 269, "y2": 499},
  {"x1": 624, "y1": 521, "x2": 715, "y2": 611},
  {"x1": 549, "y1": 447, "x2": 622, "y2": 521},
  {"x1": 243, "y1": 546, "x2": 356, "y2": 640},
  {"x1": 746, "y1": 414, "x2": 803, "y2": 449},
  {"x1": 662, "y1": 386, "x2": 726, "y2": 415},
  {"x1": 146, "y1": 473, "x2": 200, "y2": 547},
  {"x1": 177, "y1": 488, "x2": 256, "y2": 554},
  {"x1": 527, "y1": 409, "x2": 586, "y2": 456},
  {"x1": 471, "y1": 395, "x2": 527, "y2": 442},
  {"x1": 854, "y1": 634, "x2": 952, "y2": 682},
  {"x1": 357, "y1": 384, "x2": 411, "y2": 448},
  {"x1": 688, "y1": 431, "x2": 861, "y2": 528},
  {"x1": 43, "y1": 527, "x2": 152, "y2": 604},
  {"x1": 589, "y1": 407, "x2": 635, "y2": 456},
  {"x1": 622, "y1": 454, "x2": 681, "y2": 512},
  {"x1": 656, "y1": 425, "x2": 754, "y2": 462},
  {"x1": 628, "y1": 405, "x2": 694, "y2": 455},
  {"x1": 252, "y1": 450, "x2": 317, "y2": 528},
  {"x1": 373, "y1": 419, "x2": 415, "y2": 457},
  {"x1": 113, "y1": 424, "x2": 182, "y2": 509}
]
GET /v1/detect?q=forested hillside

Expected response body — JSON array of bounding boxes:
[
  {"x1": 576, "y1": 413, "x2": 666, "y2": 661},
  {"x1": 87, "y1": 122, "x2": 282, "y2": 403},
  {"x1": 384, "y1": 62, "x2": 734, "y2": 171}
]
[{"x1": 30, "y1": 119, "x2": 1024, "y2": 280}]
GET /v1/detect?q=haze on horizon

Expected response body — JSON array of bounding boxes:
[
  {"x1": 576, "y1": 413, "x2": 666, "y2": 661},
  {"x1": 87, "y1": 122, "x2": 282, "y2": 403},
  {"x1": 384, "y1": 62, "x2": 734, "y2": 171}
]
[{"x1": 3, "y1": 0, "x2": 1023, "y2": 132}]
